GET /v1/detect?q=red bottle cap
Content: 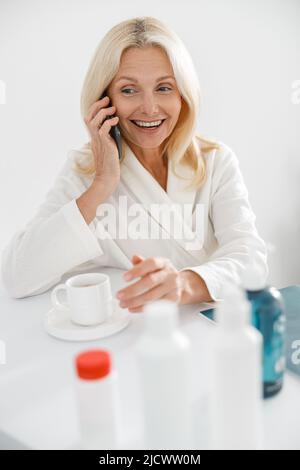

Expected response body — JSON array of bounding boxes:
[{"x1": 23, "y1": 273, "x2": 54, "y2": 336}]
[{"x1": 75, "y1": 350, "x2": 111, "y2": 380}]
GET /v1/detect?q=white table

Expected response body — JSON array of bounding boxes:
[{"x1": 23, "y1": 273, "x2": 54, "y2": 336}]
[{"x1": 0, "y1": 267, "x2": 299, "y2": 450}]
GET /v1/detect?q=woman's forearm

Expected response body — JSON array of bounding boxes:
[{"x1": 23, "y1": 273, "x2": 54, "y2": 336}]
[
  {"x1": 179, "y1": 269, "x2": 213, "y2": 304},
  {"x1": 76, "y1": 181, "x2": 111, "y2": 225}
]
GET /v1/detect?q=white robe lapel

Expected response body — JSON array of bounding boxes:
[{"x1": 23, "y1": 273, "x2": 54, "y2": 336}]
[{"x1": 120, "y1": 143, "x2": 204, "y2": 254}]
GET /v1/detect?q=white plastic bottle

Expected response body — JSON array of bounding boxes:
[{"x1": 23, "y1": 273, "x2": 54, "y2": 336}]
[
  {"x1": 209, "y1": 283, "x2": 263, "y2": 450},
  {"x1": 74, "y1": 349, "x2": 121, "y2": 450},
  {"x1": 136, "y1": 300, "x2": 193, "y2": 450}
]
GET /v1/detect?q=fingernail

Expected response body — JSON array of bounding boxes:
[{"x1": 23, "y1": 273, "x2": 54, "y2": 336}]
[
  {"x1": 123, "y1": 273, "x2": 132, "y2": 281},
  {"x1": 117, "y1": 291, "x2": 124, "y2": 299}
]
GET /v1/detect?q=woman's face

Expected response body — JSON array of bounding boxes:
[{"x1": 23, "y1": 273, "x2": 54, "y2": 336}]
[{"x1": 107, "y1": 46, "x2": 182, "y2": 149}]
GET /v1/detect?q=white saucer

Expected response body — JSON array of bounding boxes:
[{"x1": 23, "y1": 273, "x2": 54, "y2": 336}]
[{"x1": 44, "y1": 299, "x2": 131, "y2": 342}]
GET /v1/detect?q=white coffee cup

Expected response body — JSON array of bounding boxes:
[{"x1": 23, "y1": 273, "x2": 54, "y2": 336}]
[{"x1": 51, "y1": 273, "x2": 113, "y2": 326}]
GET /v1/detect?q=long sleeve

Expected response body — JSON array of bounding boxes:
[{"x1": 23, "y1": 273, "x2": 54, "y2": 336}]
[
  {"x1": 1, "y1": 151, "x2": 104, "y2": 298},
  {"x1": 181, "y1": 144, "x2": 269, "y2": 301}
]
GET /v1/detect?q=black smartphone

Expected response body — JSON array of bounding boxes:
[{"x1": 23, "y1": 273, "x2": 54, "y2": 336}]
[{"x1": 100, "y1": 90, "x2": 122, "y2": 160}]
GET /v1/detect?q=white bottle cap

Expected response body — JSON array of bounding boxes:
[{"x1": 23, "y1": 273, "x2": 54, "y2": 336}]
[
  {"x1": 143, "y1": 300, "x2": 179, "y2": 335},
  {"x1": 215, "y1": 282, "x2": 251, "y2": 328},
  {"x1": 239, "y1": 243, "x2": 269, "y2": 291},
  {"x1": 240, "y1": 258, "x2": 266, "y2": 291}
]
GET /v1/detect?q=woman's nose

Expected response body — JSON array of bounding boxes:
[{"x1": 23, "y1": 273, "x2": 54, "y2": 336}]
[{"x1": 139, "y1": 93, "x2": 160, "y2": 116}]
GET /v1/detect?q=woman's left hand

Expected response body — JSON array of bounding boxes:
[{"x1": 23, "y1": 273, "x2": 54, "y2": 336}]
[{"x1": 116, "y1": 254, "x2": 186, "y2": 313}]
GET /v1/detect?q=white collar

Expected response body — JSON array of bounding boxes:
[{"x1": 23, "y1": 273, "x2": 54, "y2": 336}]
[{"x1": 120, "y1": 142, "x2": 202, "y2": 253}]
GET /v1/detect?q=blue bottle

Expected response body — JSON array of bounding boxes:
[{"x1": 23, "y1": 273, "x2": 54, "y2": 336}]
[{"x1": 241, "y1": 261, "x2": 286, "y2": 398}]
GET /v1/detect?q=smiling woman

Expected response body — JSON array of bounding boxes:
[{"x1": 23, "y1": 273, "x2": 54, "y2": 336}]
[
  {"x1": 1, "y1": 16, "x2": 268, "y2": 310},
  {"x1": 106, "y1": 46, "x2": 182, "y2": 175},
  {"x1": 78, "y1": 17, "x2": 220, "y2": 190}
]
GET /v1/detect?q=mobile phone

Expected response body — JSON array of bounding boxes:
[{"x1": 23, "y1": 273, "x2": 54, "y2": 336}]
[{"x1": 100, "y1": 90, "x2": 122, "y2": 160}]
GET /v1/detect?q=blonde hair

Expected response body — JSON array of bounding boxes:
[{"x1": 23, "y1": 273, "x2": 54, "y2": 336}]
[{"x1": 78, "y1": 16, "x2": 219, "y2": 190}]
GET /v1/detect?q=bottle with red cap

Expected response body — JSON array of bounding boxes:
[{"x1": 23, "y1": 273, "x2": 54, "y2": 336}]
[{"x1": 74, "y1": 349, "x2": 121, "y2": 450}]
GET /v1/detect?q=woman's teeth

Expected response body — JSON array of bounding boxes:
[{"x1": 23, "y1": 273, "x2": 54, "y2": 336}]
[{"x1": 132, "y1": 119, "x2": 164, "y2": 128}]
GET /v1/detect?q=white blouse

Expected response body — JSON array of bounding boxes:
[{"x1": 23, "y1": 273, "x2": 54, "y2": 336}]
[{"x1": 1, "y1": 140, "x2": 268, "y2": 300}]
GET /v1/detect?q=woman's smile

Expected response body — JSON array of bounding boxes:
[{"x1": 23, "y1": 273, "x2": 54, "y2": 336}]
[{"x1": 129, "y1": 118, "x2": 167, "y2": 134}]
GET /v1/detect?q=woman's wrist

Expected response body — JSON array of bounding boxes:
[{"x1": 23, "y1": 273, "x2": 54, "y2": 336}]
[
  {"x1": 76, "y1": 181, "x2": 111, "y2": 225},
  {"x1": 179, "y1": 269, "x2": 213, "y2": 304}
]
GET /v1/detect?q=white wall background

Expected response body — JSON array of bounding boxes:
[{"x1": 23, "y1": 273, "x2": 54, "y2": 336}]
[{"x1": 0, "y1": 0, "x2": 299, "y2": 289}]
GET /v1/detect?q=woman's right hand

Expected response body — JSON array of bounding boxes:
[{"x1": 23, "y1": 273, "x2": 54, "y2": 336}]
[{"x1": 84, "y1": 95, "x2": 121, "y2": 195}]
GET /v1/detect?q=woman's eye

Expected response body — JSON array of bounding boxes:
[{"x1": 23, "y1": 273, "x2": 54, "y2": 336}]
[
  {"x1": 121, "y1": 88, "x2": 135, "y2": 95},
  {"x1": 121, "y1": 86, "x2": 172, "y2": 95},
  {"x1": 158, "y1": 86, "x2": 172, "y2": 92}
]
